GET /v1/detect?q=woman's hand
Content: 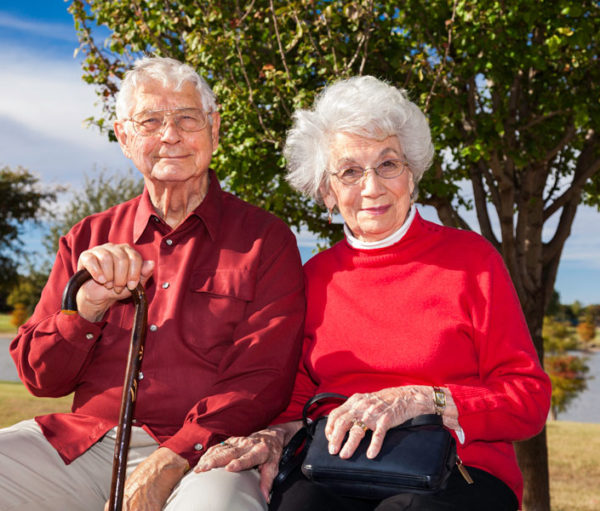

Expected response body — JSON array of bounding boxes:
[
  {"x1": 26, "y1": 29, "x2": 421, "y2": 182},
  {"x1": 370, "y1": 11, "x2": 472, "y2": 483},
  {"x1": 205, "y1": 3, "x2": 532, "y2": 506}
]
[
  {"x1": 194, "y1": 422, "x2": 302, "y2": 502},
  {"x1": 325, "y1": 386, "x2": 437, "y2": 460}
]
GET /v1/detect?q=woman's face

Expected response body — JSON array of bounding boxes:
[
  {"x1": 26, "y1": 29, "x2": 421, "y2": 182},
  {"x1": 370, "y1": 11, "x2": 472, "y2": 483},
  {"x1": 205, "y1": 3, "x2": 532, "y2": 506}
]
[{"x1": 322, "y1": 133, "x2": 414, "y2": 243}]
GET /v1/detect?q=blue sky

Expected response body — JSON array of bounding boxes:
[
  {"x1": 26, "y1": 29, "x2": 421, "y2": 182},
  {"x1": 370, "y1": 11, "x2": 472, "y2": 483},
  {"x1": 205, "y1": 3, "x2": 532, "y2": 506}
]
[{"x1": 1, "y1": 1, "x2": 599, "y2": 305}]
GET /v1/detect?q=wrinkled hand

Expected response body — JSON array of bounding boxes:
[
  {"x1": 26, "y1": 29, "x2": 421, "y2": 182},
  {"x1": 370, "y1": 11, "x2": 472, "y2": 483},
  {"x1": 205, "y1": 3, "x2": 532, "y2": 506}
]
[
  {"x1": 105, "y1": 447, "x2": 188, "y2": 511},
  {"x1": 76, "y1": 243, "x2": 154, "y2": 322},
  {"x1": 325, "y1": 386, "x2": 433, "y2": 460},
  {"x1": 195, "y1": 423, "x2": 299, "y2": 502}
]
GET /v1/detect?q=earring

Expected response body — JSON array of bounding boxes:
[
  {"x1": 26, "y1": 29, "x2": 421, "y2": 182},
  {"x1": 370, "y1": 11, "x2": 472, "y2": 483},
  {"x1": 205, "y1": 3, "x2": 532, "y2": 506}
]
[{"x1": 328, "y1": 209, "x2": 333, "y2": 224}]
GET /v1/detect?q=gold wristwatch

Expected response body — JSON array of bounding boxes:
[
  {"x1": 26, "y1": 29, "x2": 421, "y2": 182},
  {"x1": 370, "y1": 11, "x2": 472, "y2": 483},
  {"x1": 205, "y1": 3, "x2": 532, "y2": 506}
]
[{"x1": 433, "y1": 386, "x2": 446, "y2": 415}]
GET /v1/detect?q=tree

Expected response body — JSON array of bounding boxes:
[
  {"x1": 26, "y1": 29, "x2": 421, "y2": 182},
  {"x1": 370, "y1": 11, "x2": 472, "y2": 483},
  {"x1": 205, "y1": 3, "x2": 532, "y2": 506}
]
[
  {"x1": 6, "y1": 265, "x2": 52, "y2": 316},
  {"x1": 542, "y1": 316, "x2": 589, "y2": 420},
  {"x1": 576, "y1": 313, "x2": 597, "y2": 346},
  {"x1": 68, "y1": 1, "x2": 600, "y2": 508},
  {"x1": 1, "y1": 169, "x2": 142, "y2": 318},
  {"x1": 0, "y1": 166, "x2": 57, "y2": 292},
  {"x1": 542, "y1": 316, "x2": 578, "y2": 353},
  {"x1": 10, "y1": 304, "x2": 28, "y2": 329},
  {"x1": 544, "y1": 354, "x2": 589, "y2": 420},
  {"x1": 44, "y1": 168, "x2": 144, "y2": 255}
]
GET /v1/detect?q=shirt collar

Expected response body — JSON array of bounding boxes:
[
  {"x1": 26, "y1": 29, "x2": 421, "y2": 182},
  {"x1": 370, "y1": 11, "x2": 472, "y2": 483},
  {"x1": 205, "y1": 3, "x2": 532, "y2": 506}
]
[
  {"x1": 133, "y1": 169, "x2": 223, "y2": 243},
  {"x1": 344, "y1": 206, "x2": 417, "y2": 250}
]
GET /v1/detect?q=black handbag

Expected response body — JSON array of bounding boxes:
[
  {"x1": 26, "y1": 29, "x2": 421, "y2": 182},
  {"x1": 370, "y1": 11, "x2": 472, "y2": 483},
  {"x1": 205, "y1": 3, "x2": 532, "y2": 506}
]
[{"x1": 275, "y1": 392, "x2": 457, "y2": 500}]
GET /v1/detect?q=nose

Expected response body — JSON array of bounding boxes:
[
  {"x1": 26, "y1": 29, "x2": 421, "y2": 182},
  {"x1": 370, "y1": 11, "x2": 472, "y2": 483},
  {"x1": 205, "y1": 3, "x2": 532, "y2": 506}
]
[
  {"x1": 159, "y1": 117, "x2": 182, "y2": 142},
  {"x1": 360, "y1": 168, "x2": 385, "y2": 195}
]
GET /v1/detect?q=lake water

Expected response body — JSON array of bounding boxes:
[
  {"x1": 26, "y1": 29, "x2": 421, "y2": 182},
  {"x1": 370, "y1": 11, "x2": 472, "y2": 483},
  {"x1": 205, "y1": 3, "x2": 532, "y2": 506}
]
[
  {"x1": 1, "y1": 334, "x2": 598, "y2": 423},
  {"x1": 554, "y1": 349, "x2": 600, "y2": 423}
]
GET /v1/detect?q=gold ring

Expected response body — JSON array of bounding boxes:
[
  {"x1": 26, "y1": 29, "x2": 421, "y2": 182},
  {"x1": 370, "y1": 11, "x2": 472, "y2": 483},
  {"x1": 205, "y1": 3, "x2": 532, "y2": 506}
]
[{"x1": 351, "y1": 418, "x2": 368, "y2": 432}]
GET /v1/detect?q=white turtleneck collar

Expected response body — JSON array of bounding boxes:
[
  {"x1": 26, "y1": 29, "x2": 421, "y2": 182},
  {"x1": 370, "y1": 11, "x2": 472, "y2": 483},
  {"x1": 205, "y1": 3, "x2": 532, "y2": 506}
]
[{"x1": 344, "y1": 206, "x2": 417, "y2": 250}]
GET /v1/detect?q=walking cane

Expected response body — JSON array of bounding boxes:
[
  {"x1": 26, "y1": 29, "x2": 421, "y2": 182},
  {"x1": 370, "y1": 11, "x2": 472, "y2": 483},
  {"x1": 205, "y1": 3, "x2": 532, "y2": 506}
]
[{"x1": 61, "y1": 269, "x2": 148, "y2": 511}]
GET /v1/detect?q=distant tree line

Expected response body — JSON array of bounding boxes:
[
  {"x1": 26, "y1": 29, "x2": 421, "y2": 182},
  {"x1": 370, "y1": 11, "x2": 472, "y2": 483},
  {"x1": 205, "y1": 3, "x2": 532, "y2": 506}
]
[
  {"x1": 543, "y1": 290, "x2": 597, "y2": 421},
  {"x1": 0, "y1": 165, "x2": 143, "y2": 315}
]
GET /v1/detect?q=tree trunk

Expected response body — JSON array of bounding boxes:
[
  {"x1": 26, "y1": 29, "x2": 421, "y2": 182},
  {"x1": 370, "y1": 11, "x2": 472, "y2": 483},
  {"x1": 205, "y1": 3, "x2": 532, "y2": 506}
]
[
  {"x1": 516, "y1": 299, "x2": 551, "y2": 511},
  {"x1": 515, "y1": 427, "x2": 551, "y2": 511}
]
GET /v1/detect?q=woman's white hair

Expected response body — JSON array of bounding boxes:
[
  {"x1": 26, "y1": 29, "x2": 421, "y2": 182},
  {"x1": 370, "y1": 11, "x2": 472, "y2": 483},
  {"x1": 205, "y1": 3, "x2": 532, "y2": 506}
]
[
  {"x1": 115, "y1": 57, "x2": 217, "y2": 120},
  {"x1": 284, "y1": 75, "x2": 434, "y2": 202}
]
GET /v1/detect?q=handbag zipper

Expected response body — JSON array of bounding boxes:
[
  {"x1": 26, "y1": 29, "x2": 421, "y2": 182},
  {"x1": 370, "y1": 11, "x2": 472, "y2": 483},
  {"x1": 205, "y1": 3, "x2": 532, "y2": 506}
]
[{"x1": 456, "y1": 456, "x2": 474, "y2": 484}]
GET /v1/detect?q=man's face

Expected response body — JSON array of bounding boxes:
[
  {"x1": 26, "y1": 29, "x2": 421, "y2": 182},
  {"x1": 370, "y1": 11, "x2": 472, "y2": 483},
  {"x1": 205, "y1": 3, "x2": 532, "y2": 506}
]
[{"x1": 114, "y1": 80, "x2": 220, "y2": 187}]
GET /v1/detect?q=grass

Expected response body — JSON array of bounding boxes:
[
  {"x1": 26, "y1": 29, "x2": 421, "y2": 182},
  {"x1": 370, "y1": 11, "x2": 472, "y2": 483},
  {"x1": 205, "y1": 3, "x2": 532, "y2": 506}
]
[
  {"x1": 0, "y1": 380, "x2": 597, "y2": 510},
  {"x1": 547, "y1": 421, "x2": 600, "y2": 511},
  {"x1": 0, "y1": 313, "x2": 16, "y2": 334},
  {"x1": 0, "y1": 381, "x2": 71, "y2": 427}
]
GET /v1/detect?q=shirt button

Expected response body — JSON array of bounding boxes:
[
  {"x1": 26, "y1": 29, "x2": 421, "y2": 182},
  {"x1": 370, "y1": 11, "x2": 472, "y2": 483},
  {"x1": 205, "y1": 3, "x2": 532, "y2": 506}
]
[
  {"x1": 162, "y1": 282, "x2": 170, "y2": 289},
  {"x1": 153, "y1": 216, "x2": 160, "y2": 222},
  {"x1": 166, "y1": 239, "x2": 173, "y2": 246},
  {"x1": 138, "y1": 372, "x2": 144, "y2": 380},
  {"x1": 149, "y1": 324, "x2": 158, "y2": 332},
  {"x1": 85, "y1": 333, "x2": 94, "y2": 340},
  {"x1": 194, "y1": 443, "x2": 203, "y2": 451}
]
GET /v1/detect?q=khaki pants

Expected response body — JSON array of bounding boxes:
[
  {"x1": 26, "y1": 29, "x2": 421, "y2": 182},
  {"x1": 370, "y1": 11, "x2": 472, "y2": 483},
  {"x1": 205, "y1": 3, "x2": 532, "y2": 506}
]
[{"x1": 0, "y1": 419, "x2": 266, "y2": 511}]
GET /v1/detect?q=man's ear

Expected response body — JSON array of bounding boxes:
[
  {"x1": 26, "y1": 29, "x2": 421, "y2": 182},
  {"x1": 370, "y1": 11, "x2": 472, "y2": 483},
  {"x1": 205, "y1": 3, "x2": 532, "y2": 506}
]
[{"x1": 113, "y1": 120, "x2": 132, "y2": 159}]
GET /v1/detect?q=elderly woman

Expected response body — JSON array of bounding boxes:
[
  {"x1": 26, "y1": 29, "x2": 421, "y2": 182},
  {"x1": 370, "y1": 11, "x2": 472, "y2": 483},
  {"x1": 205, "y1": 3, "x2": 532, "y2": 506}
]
[{"x1": 196, "y1": 76, "x2": 551, "y2": 511}]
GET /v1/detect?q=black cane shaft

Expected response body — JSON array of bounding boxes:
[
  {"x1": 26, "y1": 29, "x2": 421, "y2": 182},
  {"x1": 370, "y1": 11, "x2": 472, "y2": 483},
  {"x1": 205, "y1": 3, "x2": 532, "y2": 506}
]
[{"x1": 61, "y1": 269, "x2": 148, "y2": 511}]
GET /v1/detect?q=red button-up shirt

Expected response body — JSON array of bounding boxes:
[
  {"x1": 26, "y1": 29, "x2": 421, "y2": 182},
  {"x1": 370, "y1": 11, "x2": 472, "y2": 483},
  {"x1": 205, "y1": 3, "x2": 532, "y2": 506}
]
[{"x1": 10, "y1": 171, "x2": 305, "y2": 466}]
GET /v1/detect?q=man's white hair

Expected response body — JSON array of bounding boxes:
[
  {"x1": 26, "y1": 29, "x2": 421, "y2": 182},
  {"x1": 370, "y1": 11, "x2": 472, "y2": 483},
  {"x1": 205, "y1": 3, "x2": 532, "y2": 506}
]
[{"x1": 115, "y1": 57, "x2": 217, "y2": 120}]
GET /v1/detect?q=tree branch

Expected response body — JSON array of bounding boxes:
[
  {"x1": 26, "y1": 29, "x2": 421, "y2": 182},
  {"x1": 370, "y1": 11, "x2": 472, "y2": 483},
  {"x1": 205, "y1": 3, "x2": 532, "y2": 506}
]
[
  {"x1": 229, "y1": 23, "x2": 278, "y2": 145},
  {"x1": 424, "y1": 0, "x2": 458, "y2": 113},
  {"x1": 421, "y1": 161, "x2": 471, "y2": 230},
  {"x1": 469, "y1": 164, "x2": 500, "y2": 249},
  {"x1": 521, "y1": 109, "x2": 572, "y2": 131},
  {"x1": 321, "y1": 10, "x2": 339, "y2": 74},
  {"x1": 543, "y1": 132, "x2": 600, "y2": 220},
  {"x1": 541, "y1": 121, "x2": 576, "y2": 165},
  {"x1": 269, "y1": 0, "x2": 299, "y2": 94}
]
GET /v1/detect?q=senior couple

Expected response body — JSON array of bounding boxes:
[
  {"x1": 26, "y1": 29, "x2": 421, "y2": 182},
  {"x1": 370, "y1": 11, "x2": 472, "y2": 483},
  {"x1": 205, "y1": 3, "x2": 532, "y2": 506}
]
[{"x1": 2, "y1": 57, "x2": 550, "y2": 511}]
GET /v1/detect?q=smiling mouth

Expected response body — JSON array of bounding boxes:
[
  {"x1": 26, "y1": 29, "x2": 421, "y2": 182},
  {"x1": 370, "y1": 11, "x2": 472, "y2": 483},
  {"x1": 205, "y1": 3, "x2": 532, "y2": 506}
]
[
  {"x1": 362, "y1": 206, "x2": 390, "y2": 215},
  {"x1": 157, "y1": 154, "x2": 190, "y2": 160}
]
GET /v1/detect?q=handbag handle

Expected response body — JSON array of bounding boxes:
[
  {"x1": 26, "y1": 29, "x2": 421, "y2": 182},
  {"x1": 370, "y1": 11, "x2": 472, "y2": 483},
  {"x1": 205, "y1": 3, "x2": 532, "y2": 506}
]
[
  {"x1": 301, "y1": 392, "x2": 444, "y2": 432},
  {"x1": 302, "y1": 392, "x2": 347, "y2": 429}
]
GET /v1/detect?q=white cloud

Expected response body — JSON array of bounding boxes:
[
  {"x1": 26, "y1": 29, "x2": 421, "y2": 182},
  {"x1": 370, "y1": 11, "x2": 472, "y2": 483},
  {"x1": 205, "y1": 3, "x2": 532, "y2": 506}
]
[
  {"x1": 557, "y1": 205, "x2": 600, "y2": 268},
  {"x1": 0, "y1": 43, "x2": 131, "y2": 185},
  {"x1": 0, "y1": 12, "x2": 77, "y2": 42}
]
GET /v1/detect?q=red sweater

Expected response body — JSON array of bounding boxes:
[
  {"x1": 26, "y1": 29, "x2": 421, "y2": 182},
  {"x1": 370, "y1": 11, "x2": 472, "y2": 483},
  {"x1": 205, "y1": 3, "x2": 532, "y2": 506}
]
[{"x1": 277, "y1": 211, "x2": 551, "y2": 505}]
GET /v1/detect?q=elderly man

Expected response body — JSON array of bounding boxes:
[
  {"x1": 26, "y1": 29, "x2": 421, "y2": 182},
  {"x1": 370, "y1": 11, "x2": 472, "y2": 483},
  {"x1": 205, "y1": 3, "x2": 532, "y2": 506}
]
[{"x1": 2, "y1": 57, "x2": 305, "y2": 511}]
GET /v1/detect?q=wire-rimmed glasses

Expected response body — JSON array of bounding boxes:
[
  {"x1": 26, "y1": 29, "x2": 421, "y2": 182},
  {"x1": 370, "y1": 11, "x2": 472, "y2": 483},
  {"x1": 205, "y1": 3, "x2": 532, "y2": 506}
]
[
  {"x1": 330, "y1": 159, "x2": 409, "y2": 186},
  {"x1": 127, "y1": 108, "x2": 211, "y2": 136}
]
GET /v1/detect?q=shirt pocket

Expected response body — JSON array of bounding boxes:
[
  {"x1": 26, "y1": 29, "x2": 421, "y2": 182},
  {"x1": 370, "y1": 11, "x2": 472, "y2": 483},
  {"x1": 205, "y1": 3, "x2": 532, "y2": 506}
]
[
  {"x1": 191, "y1": 269, "x2": 256, "y2": 302},
  {"x1": 183, "y1": 269, "x2": 256, "y2": 353}
]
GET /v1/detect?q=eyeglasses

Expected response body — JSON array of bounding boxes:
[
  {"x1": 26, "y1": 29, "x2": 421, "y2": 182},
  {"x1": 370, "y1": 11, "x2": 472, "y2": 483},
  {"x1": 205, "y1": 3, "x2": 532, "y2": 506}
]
[
  {"x1": 127, "y1": 108, "x2": 211, "y2": 136},
  {"x1": 330, "y1": 159, "x2": 409, "y2": 186}
]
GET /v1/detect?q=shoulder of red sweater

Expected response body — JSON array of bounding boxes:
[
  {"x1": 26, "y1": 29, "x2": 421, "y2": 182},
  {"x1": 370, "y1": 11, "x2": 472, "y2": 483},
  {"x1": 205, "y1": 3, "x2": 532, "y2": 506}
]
[
  {"x1": 414, "y1": 211, "x2": 497, "y2": 252},
  {"x1": 303, "y1": 240, "x2": 346, "y2": 274}
]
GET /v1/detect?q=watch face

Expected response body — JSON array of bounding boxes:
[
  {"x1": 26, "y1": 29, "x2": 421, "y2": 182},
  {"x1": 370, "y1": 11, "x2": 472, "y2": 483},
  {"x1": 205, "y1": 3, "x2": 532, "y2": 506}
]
[{"x1": 435, "y1": 390, "x2": 446, "y2": 406}]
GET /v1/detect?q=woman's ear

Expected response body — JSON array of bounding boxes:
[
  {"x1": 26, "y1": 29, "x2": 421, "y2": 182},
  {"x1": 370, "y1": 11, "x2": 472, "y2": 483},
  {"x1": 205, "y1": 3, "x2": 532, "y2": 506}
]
[
  {"x1": 408, "y1": 170, "x2": 415, "y2": 199},
  {"x1": 320, "y1": 184, "x2": 337, "y2": 211}
]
